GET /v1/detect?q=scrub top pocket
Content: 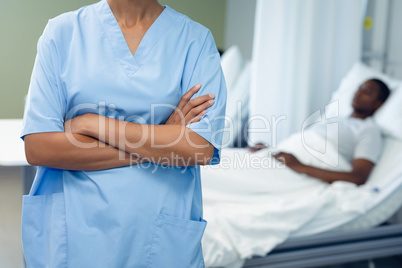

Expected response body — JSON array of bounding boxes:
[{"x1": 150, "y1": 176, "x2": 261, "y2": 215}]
[
  {"x1": 146, "y1": 213, "x2": 207, "y2": 268},
  {"x1": 22, "y1": 193, "x2": 67, "y2": 268}
]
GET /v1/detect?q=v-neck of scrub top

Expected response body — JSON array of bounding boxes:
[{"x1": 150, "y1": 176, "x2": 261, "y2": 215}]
[{"x1": 94, "y1": 0, "x2": 176, "y2": 77}]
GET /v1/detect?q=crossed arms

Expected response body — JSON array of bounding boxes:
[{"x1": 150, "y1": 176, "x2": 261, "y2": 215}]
[{"x1": 24, "y1": 84, "x2": 216, "y2": 171}]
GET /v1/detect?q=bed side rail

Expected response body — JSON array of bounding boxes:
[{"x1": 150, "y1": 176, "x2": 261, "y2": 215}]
[{"x1": 243, "y1": 224, "x2": 402, "y2": 268}]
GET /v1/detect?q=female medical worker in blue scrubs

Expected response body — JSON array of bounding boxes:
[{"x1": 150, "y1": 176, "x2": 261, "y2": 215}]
[{"x1": 20, "y1": 0, "x2": 227, "y2": 267}]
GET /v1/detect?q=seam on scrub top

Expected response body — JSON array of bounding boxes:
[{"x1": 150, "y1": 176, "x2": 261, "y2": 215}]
[
  {"x1": 47, "y1": 31, "x2": 66, "y2": 115},
  {"x1": 182, "y1": 30, "x2": 210, "y2": 94},
  {"x1": 134, "y1": 11, "x2": 181, "y2": 68},
  {"x1": 62, "y1": 171, "x2": 69, "y2": 268},
  {"x1": 92, "y1": 3, "x2": 143, "y2": 78},
  {"x1": 160, "y1": 218, "x2": 205, "y2": 230},
  {"x1": 199, "y1": 245, "x2": 206, "y2": 268},
  {"x1": 144, "y1": 217, "x2": 160, "y2": 268},
  {"x1": 92, "y1": 4, "x2": 129, "y2": 78},
  {"x1": 125, "y1": 8, "x2": 181, "y2": 79},
  {"x1": 40, "y1": 30, "x2": 67, "y2": 118}
]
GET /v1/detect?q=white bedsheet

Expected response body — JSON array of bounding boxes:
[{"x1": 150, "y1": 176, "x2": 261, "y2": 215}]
[
  {"x1": 201, "y1": 132, "x2": 383, "y2": 267},
  {"x1": 291, "y1": 136, "x2": 402, "y2": 236}
]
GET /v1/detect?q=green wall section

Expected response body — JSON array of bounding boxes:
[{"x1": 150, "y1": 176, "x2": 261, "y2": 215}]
[{"x1": 0, "y1": 0, "x2": 226, "y2": 119}]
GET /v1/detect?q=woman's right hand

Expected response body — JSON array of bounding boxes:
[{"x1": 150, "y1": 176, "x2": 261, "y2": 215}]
[{"x1": 164, "y1": 83, "x2": 215, "y2": 126}]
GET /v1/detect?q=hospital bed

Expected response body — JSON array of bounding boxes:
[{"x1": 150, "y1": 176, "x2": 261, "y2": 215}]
[
  {"x1": 202, "y1": 134, "x2": 402, "y2": 267},
  {"x1": 243, "y1": 137, "x2": 402, "y2": 267},
  {"x1": 215, "y1": 49, "x2": 402, "y2": 266}
]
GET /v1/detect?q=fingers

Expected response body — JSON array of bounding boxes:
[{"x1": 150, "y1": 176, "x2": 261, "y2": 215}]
[
  {"x1": 182, "y1": 93, "x2": 215, "y2": 115},
  {"x1": 186, "y1": 110, "x2": 207, "y2": 125},
  {"x1": 171, "y1": 83, "x2": 216, "y2": 126},
  {"x1": 273, "y1": 152, "x2": 289, "y2": 157},
  {"x1": 246, "y1": 146, "x2": 258, "y2": 153},
  {"x1": 184, "y1": 98, "x2": 214, "y2": 121},
  {"x1": 273, "y1": 152, "x2": 286, "y2": 163},
  {"x1": 177, "y1": 84, "x2": 202, "y2": 110},
  {"x1": 273, "y1": 152, "x2": 282, "y2": 158}
]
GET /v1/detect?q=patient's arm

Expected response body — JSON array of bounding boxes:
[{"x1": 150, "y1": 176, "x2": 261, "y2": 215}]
[{"x1": 274, "y1": 152, "x2": 374, "y2": 185}]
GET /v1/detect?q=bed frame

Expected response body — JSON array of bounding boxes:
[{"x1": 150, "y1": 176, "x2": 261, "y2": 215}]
[{"x1": 243, "y1": 223, "x2": 402, "y2": 267}]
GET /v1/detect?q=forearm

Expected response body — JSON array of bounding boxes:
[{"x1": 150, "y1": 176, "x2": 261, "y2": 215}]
[
  {"x1": 24, "y1": 132, "x2": 145, "y2": 171},
  {"x1": 81, "y1": 115, "x2": 214, "y2": 166},
  {"x1": 299, "y1": 165, "x2": 366, "y2": 185}
]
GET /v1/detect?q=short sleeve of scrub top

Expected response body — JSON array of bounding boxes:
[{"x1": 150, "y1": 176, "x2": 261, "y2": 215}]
[
  {"x1": 21, "y1": 26, "x2": 66, "y2": 137},
  {"x1": 20, "y1": 2, "x2": 227, "y2": 268},
  {"x1": 183, "y1": 31, "x2": 227, "y2": 165}
]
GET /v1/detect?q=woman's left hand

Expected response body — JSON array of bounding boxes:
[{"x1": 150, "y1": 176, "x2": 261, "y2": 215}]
[
  {"x1": 165, "y1": 83, "x2": 215, "y2": 126},
  {"x1": 274, "y1": 152, "x2": 305, "y2": 173}
]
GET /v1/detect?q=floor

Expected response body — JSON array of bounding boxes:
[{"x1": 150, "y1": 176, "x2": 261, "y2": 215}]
[{"x1": 1, "y1": 166, "x2": 401, "y2": 268}]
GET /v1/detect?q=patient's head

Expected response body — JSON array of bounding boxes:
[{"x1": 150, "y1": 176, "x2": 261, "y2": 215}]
[{"x1": 351, "y1": 79, "x2": 390, "y2": 118}]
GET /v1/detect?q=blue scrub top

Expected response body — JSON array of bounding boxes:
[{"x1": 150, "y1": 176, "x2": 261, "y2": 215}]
[{"x1": 20, "y1": 1, "x2": 227, "y2": 267}]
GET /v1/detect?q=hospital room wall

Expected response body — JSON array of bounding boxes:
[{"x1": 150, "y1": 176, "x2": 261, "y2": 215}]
[
  {"x1": 362, "y1": 0, "x2": 402, "y2": 79},
  {"x1": 387, "y1": 0, "x2": 402, "y2": 79},
  {"x1": 371, "y1": 0, "x2": 402, "y2": 79},
  {"x1": 224, "y1": 0, "x2": 402, "y2": 81},
  {"x1": 0, "y1": 0, "x2": 226, "y2": 119},
  {"x1": 224, "y1": 0, "x2": 256, "y2": 61}
]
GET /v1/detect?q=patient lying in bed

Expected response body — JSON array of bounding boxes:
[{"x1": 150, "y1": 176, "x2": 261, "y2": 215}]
[
  {"x1": 249, "y1": 79, "x2": 390, "y2": 186},
  {"x1": 201, "y1": 79, "x2": 391, "y2": 268}
]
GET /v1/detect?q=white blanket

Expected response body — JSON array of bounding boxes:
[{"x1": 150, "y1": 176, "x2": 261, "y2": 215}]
[{"x1": 201, "y1": 131, "x2": 376, "y2": 267}]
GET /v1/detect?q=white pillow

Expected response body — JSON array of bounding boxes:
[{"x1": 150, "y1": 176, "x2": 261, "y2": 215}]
[
  {"x1": 222, "y1": 61, "x2": 251, "y2": 147},
  {"x1": 374, "y1": 84, "x2": 402, "y2": 140},
  {"x1": 220, "y1": 45, "x2": 244, "y2": 93},
  {"x1": 327, "y1": 62, "x2": 402, "y2": 118}
]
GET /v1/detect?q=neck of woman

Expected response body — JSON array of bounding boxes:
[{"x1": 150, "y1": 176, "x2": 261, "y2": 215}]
[{"x1": 107, "y1": 0, "x2": 163, "y2": 28}]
